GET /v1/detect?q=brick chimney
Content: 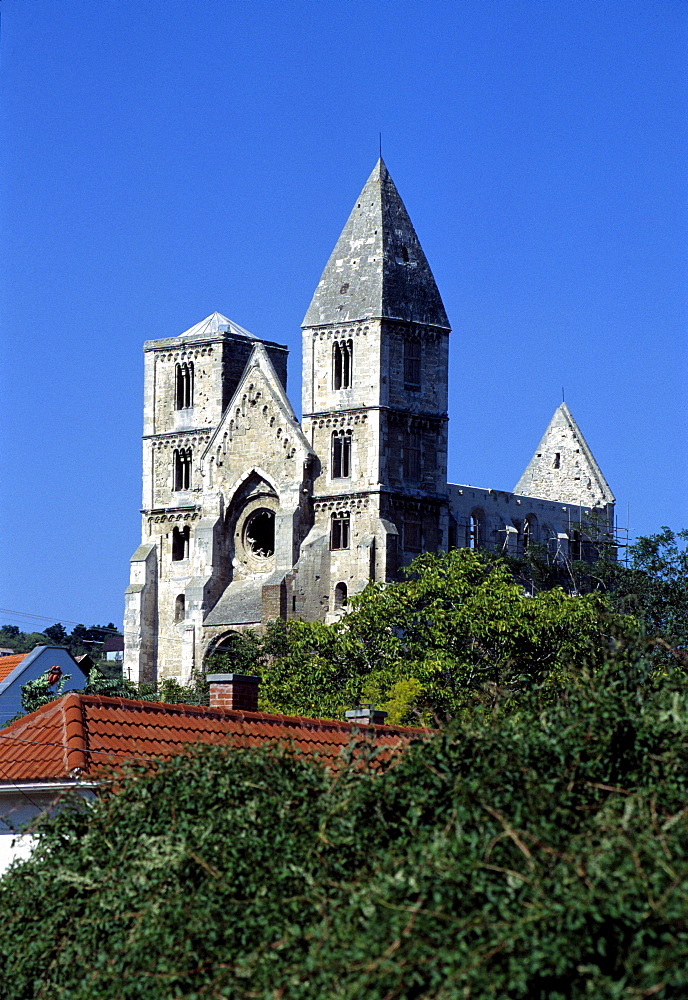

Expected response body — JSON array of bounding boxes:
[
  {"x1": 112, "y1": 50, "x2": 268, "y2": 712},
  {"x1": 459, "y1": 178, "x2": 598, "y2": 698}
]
[
  {"x1": 345, "y1": 704, "x2": 388, "y2": 727},
  {"x1": 207, "y1": 673, "x2": 261, "y2": 712}
]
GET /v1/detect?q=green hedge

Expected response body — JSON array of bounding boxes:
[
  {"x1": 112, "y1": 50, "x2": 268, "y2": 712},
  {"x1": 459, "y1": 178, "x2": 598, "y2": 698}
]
[{"x1": 1, "y1": 655, "x2": 688, "y2": 998}]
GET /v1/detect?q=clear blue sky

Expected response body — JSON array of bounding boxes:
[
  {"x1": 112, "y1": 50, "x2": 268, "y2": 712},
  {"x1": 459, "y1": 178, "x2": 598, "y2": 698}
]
[{"x1": 1, "y1": 0, "x2": 686, "y2": 632}]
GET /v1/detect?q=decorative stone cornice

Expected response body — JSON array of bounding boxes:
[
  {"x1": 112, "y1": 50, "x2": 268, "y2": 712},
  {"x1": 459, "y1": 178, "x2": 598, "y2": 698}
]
[
  {"x1": 311, "y1": 413, "x2": 368, "y2": 429},
  {"x1": 146, "y1": 344, "x2": 216, "y2": 358},
  {"x1": 314, "y1": 495, "x2": 370, "y2": 513},
  {"x1": 146, "y1": 433, "x2": 212, "y2": 449}
]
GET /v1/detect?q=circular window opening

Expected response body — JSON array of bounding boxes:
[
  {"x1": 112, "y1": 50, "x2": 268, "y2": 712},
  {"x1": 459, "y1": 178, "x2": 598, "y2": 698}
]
[{"x1": 244, "y1": 509, "x2": 275, "y2": 558}]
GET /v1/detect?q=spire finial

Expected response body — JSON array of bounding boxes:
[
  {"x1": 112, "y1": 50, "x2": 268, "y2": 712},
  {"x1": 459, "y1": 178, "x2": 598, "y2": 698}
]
[
  {"x1": 379, "y1": 132, "x2": 382, "y2": 160},
  {"x1": 562, "y1": 386, "x2": 565, "y2": 403}
]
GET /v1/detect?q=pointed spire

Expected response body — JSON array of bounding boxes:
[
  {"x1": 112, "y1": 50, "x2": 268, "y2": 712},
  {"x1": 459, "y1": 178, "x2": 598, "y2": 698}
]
[
  {"x1": 514, "y1": 403, "x2": 615, "y2": 507},
  {"x1": 303, "y1": 159, "x2": 449, "y2": 329}
]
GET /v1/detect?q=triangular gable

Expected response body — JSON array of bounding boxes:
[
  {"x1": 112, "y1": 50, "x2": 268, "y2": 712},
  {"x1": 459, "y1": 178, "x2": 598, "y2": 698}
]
[
  {"x1": 514, "y1": 403, "x2": 615, "y2": 507},
  {"x1": 201, "y1": 343, "x2": 314, "y2": 494}
]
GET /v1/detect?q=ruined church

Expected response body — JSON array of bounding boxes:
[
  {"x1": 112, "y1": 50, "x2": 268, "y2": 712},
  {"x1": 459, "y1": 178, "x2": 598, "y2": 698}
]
[{"x1": 124, "y1": 160, "x2": 615, "y2": 684}]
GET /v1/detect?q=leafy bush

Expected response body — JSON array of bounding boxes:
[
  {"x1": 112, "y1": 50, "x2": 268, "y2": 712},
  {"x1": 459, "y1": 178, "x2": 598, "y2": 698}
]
[
  {"x1": 1, "y1": 649, "x2": 687, "y2": 999},
  {"x1": 215, "y1": 549, "x2": 633, "y2": 723},
  {"x1": 17, "y1": 669, "x2": 71, "y2": 715}
]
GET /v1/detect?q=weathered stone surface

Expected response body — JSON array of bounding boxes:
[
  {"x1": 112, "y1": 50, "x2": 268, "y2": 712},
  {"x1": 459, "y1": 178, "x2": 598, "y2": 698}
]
[
  {"x1": 303, "y1": 159, "x2": 449, "y2": 329},
  {"x1": 514, "y1": 403, "x2": 615, "y2": 508},
  {"x1": 124, "y1": 162, "x2": 615, "y2": 685}
]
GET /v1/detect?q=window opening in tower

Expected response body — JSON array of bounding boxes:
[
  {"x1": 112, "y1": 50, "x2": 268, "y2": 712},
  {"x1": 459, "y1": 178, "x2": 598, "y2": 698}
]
[
  {"x1": 333, "y1": 340, "x2": 353, "y2": 390},
  {"x1": 331, "y1": 513, "x2": 350, "y2": 550},
  {"x1": 403, "y1": 433, "x2": 421, "y2": 482},
  {"x1": 332, "y1": 432, "x2": 351, "y2": 478},
  {"x1": 404, "y1": 339, "x2": 421, "y2": 389},
  {"x1": 172, "y1": 525, "x2": 190, "y2": 561},
  {"x1": 173, "y1": 448, "x2": 192, "y2": 491},
  {"x1": 175, "y1": 362, "x2": 194, "y2": 410},
  {"x1": 404, "y1": 515, "x2": 422, "y2": 552}
]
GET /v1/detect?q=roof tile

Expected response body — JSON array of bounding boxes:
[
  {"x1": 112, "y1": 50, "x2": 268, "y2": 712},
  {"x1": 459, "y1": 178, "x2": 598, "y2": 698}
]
[
  {"x1": 0, "y1": 695, "x2": 428, "y2": 782},
  {"x1": 0, "y1": 653, "x2": 28, "y2": 684}
]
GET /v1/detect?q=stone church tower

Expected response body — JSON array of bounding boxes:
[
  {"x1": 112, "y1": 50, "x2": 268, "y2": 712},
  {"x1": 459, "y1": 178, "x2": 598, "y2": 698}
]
[
  {"x1": 124, "y1": 159, "x2": 615, "y2": 684},
  {"x1": 299, "y1": 159, "x2": 450, "y2": 611}
]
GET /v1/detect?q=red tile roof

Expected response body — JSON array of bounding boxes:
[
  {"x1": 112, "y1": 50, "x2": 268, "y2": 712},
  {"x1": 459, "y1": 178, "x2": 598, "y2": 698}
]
[
  {"x1": 0, "y1": 694, "x2": 428, "y2": 783},
  {"x1": 0, "y1": 654, "x2": 28, "y2": 684}
]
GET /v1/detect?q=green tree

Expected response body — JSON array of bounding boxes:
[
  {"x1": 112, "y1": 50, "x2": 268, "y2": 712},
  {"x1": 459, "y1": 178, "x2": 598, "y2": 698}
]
[
  {"x1": 67, "y1": 622, "x2": 118, "y2": 658},
  {"x1": 592, "y1": 527, "x2": 688, "y2": 654},
  {"x1": 82, "y1": 667, "x2": 138, "y2": 699},
  {"x1": 42, "y1": 622, "x2": 69, "y2": 645},
  {"x1": 0, "y1": 625, "x2": 22, "y2": 652},
  {"x1": 256, "y1": 549, "x2": 632, "y2": 722},
  {"x1": 1, "y1": 650, "x2": 687, "y2": 999},
  {"x1": 0, "y1": 628, "x2": 52, "y2": 654}
]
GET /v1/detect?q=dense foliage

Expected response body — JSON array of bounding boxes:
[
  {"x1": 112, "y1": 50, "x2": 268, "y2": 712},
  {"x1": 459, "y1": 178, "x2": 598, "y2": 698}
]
[
  {"x1": 210, "y1": 548, "x2": 632, "y2": 723},
  {"x1": 1, "y1": 648, "x2": 688, "y2": 999},
  {"x1": 6, "y1": 529, "x2": 685, "y2": 725},
  {"x1": 507, "y1": 527, "x2": 688, "y2": 655},
  {"x1": 590, "y1": 527, "x2": 688, "y2": 654}
]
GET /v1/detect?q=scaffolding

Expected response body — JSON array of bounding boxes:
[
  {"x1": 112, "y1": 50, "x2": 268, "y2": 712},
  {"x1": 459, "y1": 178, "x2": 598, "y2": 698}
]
[{"x1": 449, "y1": 504, "x2": 634, "y2": 568}]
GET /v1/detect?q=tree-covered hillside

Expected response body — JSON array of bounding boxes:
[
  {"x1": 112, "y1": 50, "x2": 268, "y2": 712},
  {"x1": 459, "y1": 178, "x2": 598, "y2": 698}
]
[{"x1": 0, "y1": 621, "x2": 120, "y2": 658}]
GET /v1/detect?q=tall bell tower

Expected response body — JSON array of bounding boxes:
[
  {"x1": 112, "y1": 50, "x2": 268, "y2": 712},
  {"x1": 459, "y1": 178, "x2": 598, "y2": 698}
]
[{"x1": 299, "y1": 159, "x2": 451, "y2": 600}]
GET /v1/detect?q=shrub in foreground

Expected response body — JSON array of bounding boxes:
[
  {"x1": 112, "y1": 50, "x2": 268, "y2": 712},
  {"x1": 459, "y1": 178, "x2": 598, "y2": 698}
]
[{"x1": 1, "y1": 655, "x2": 688, "y2": 998}]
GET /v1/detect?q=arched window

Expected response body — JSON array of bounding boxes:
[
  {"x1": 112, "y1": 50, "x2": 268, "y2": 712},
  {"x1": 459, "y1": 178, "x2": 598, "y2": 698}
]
[
  {"x1": 175, "y1": 362, "x2": 194, "y2": 410},
  {"x1": 244, "y1": 509, "x2": 275, "y2": 558},
  {"x1": 333, "y1": 340, "x2": 353, "y2": 390},
  {"x1": 469, "y1": 510, "x2": 484, "y2": 549},
  {"x1": 404, "y1": 339, "x2": 421, "y2": 390},
  {"x1": 334, "y1": 582, "x2": 348, "y2": 610},
  {"x1": 522, "y1": 515, "x2": 538, "y2": 552},
  {"x1": 332, "y1": 430, "x2": 352, "y2": 478},
  {"x1": 172, "y1": 525, "x2": 190, "y2": 561},
  {"x1": 331, "y1": 512, "x2": 350, "y2": 550},
  {"x1": 173, "y1": 448, "x2": 192, "y2": 491},
  {"x1": 209, "y1": 631, "x2": 241, "y2": 663},
  {"x1": 174, "y1": 594, "x2": 185, "y2": 623}
]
